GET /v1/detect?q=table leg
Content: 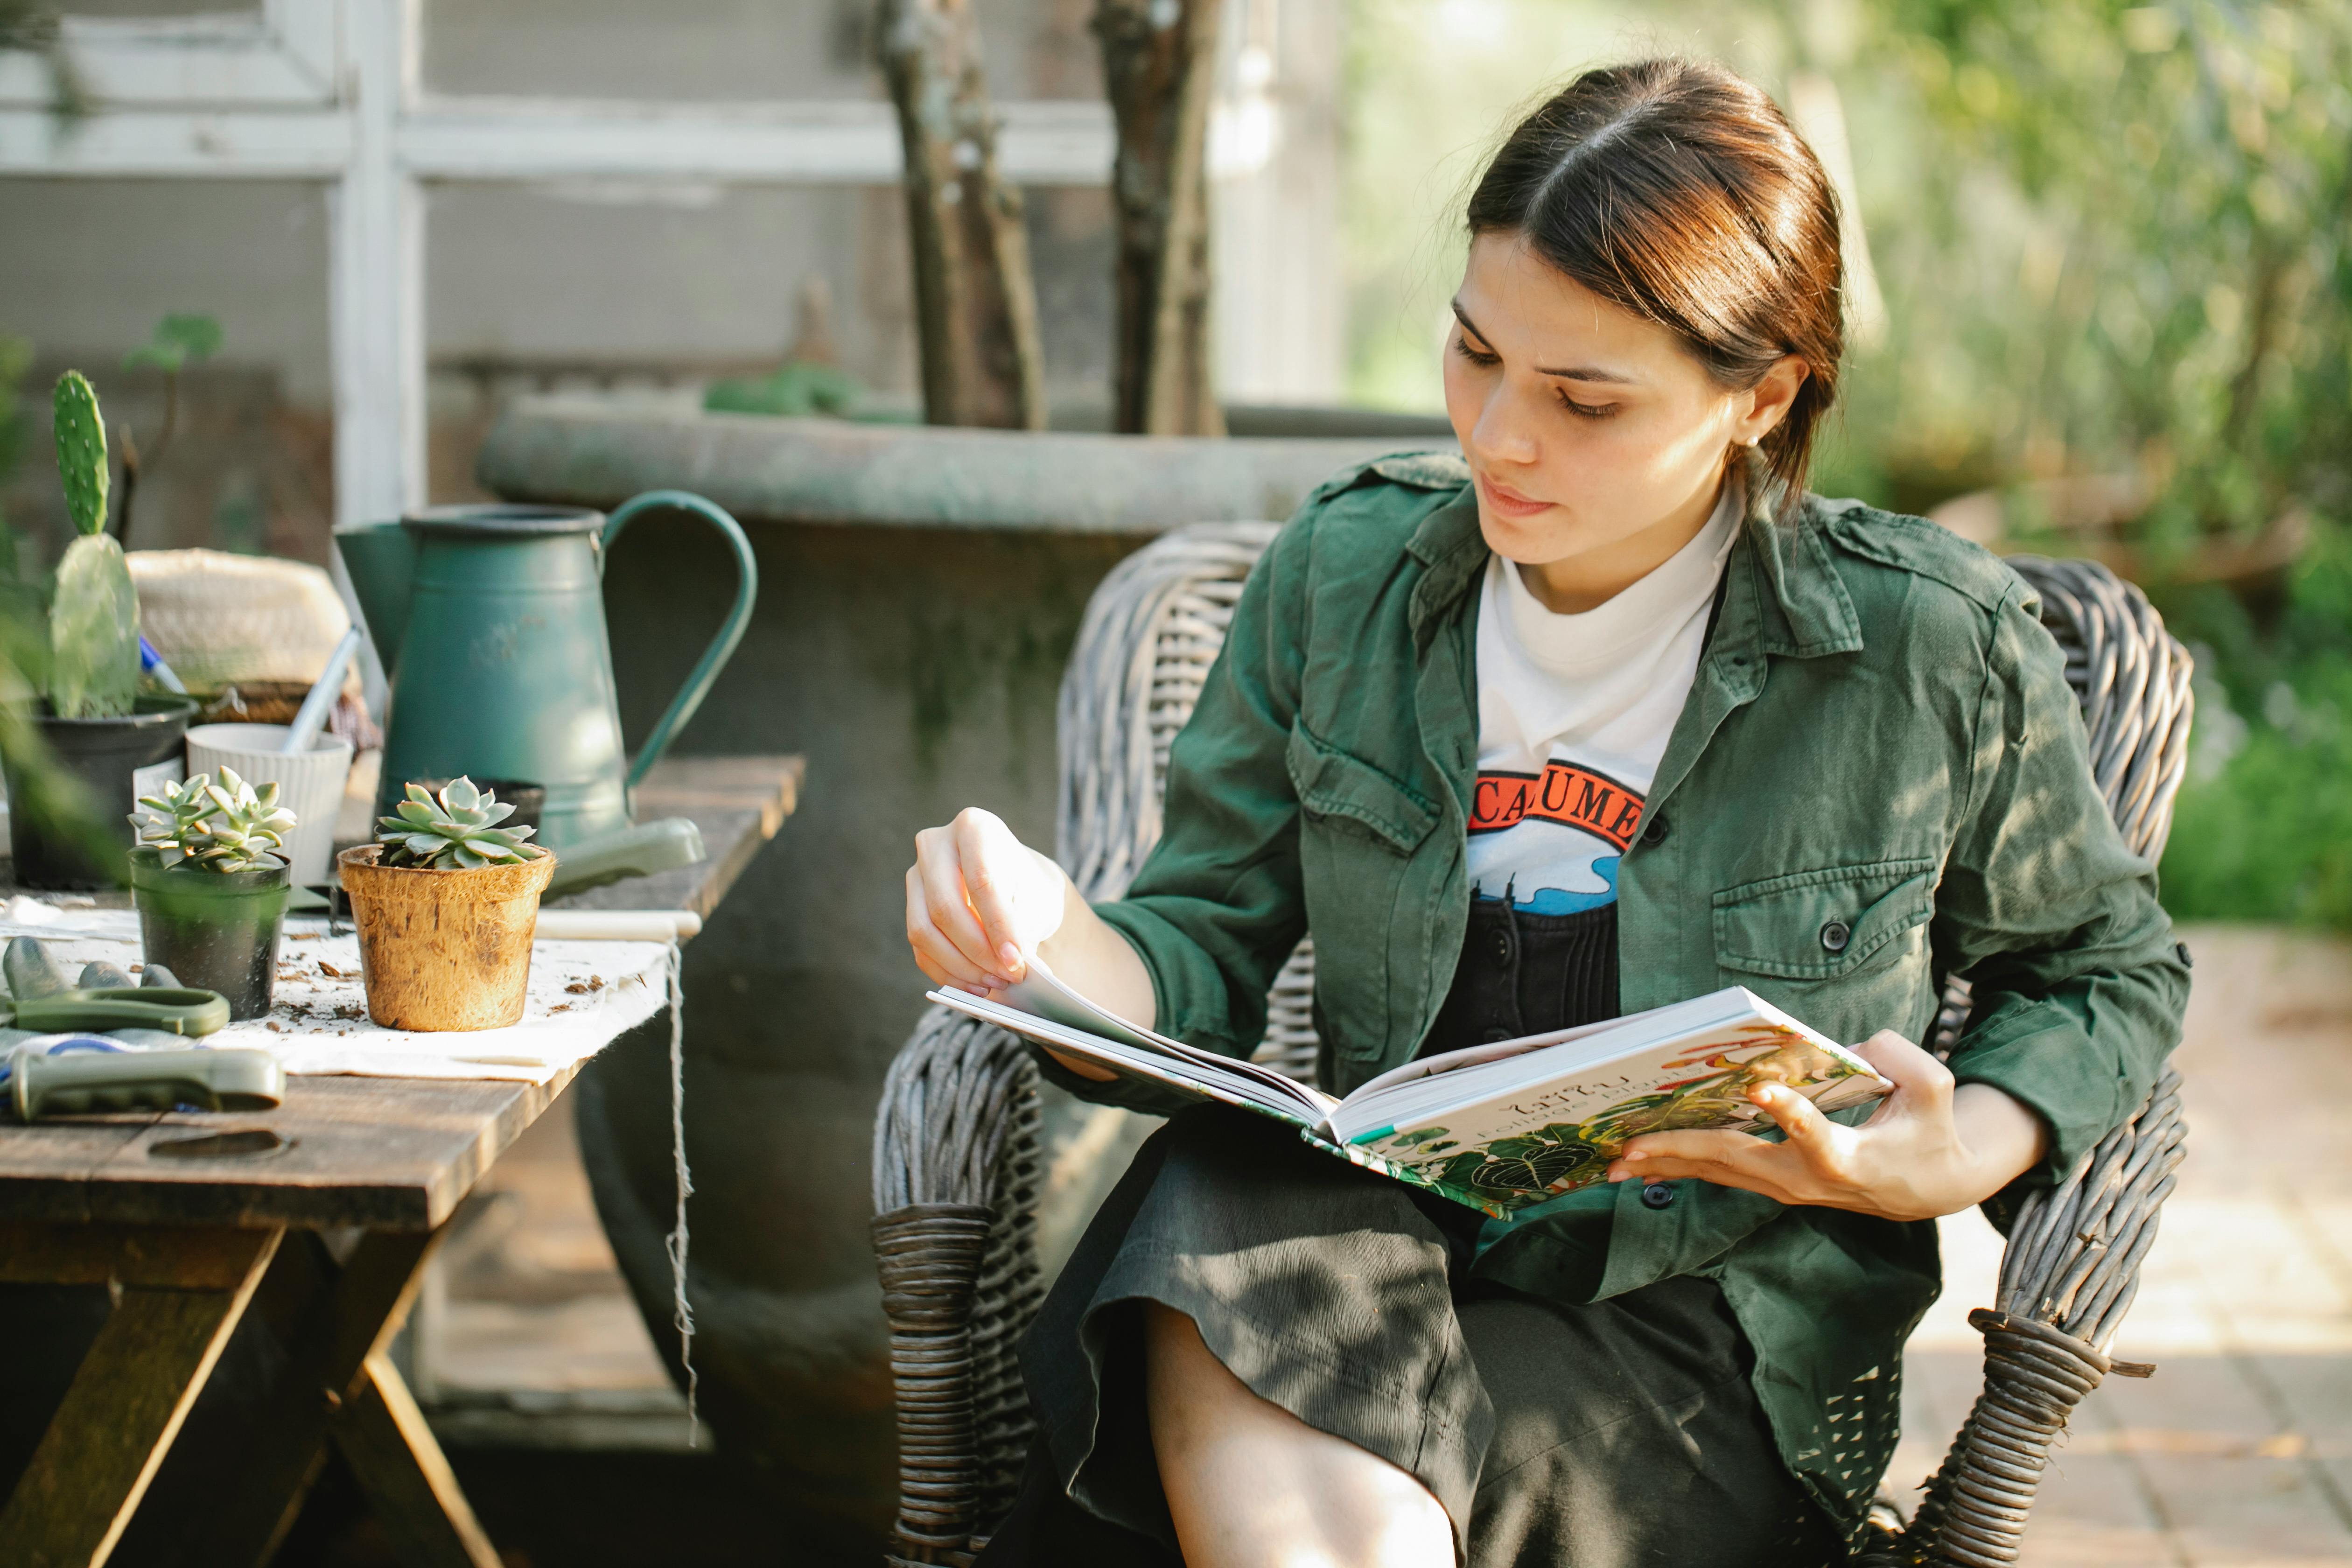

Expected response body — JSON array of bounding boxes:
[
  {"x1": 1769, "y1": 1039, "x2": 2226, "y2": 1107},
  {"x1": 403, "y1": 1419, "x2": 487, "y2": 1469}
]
[
  {"x1": 0, "y1": 1226, "x2": 283, "y2": 1568},
  {"x1": 179, "y1": 1225, "x2": 463, "y2": 1567},
  {"x1": 334, "y1": 1353, "x2": 499, "y2": 1568}
]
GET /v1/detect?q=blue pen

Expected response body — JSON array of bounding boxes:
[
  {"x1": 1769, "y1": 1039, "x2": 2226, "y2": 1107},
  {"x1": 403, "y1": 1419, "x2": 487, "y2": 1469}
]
[{"x1": 139, "y1": 637, "x2": 188, "y2": 695}]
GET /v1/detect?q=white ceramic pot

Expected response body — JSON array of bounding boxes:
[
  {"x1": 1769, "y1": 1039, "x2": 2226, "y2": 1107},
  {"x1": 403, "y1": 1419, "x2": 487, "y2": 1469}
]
[{"x1": 183, "y1": 722, "x2": 356, "y2": 888}]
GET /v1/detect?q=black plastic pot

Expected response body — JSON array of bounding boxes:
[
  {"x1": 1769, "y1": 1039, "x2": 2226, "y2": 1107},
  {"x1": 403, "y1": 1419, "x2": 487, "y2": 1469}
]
[
  {"x1": 129, "y1": 851, "x2": 291, "y2": 1020},
  {"x1": 2, "y1": 697, "x2": 197, "y2": 889}
]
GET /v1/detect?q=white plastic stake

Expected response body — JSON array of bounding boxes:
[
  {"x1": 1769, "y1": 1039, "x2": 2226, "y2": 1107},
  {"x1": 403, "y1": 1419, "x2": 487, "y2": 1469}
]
[{"x1": 282, "y1": 628, "x2": 364, "y2": 755}]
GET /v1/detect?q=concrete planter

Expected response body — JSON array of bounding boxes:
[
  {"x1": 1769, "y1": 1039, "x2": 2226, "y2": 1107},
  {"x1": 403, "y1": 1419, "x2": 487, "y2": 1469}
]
[{"x1": 478, "y1": 398, "x2": 1443, "y2": 1547}]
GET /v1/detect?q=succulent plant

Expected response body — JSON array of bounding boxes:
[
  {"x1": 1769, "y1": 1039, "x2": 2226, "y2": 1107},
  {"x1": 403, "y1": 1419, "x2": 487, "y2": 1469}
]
[
  {"x1": 130, "y1": 767, "x2": 298, "y2": 874},
  {"x1": 47, "y1": 371, "x2": 140, "y2": 720},
  {"x1": 377, "y1": 777, "x2": 547, "y2": 870}
]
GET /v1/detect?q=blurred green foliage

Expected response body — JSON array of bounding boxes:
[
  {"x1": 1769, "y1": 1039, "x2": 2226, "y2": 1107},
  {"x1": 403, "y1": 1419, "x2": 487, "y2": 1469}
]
[
  {"x1": 1841, "y1": 0, "x2": 2352, "y2": 541},
  {"x1": 703, "y1": 359, "x2": 862, "y2": 419},
  {"x1": 2155, "y1": 524, "x2": 2352, "y2": 927},
  {"x1": 123, "y1": 313, "x2": 221, "y2": 377},
  {"x1": 1344, "y1": 0, "x2": 2352, "y2": 536}
]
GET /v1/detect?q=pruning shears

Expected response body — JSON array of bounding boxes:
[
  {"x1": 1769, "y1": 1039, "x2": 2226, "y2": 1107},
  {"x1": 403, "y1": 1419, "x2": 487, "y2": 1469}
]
[{"x1": 0, "y1": 987, "x2": 230, "y2": 1037}]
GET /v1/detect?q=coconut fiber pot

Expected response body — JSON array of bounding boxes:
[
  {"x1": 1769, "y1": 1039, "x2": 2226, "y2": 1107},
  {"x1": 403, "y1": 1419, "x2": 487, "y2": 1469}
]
[
  {"x1": 336, "y1": 845, "x2": 557, "y2": 1030},
  {"x1": 129, "y1": 851, "x2": 292, "y2": 1020},
  {"x1": 2, "y1": 696, "x2": 196, "y2": 889}
]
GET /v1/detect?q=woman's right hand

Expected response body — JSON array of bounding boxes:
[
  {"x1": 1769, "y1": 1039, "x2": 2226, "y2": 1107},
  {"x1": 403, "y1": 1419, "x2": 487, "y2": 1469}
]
[{"x1": 905, "y1": 807, "x2": 1075, "y2": 995}]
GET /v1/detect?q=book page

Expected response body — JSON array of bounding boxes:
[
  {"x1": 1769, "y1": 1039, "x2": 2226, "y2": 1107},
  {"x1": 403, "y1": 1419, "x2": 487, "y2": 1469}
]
[
  {"x1": 1003, "y1": 956, "x2": 1334, "y2": 1113},
  {"x1": 927, "y1": 987, "x2": 1337, "y2": 1126}
]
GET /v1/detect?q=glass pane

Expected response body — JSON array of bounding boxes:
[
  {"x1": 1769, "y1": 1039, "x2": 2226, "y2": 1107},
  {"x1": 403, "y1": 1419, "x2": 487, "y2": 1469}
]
[
  {"x1": 0, "y1": 178, "x2": 331, "y2": 566},
  {"x1": 421, "y1": 0, "x2": 878, "y2": 101},
  {"x1": 419, "y1": 0, "x2": 1091, "y2": 102},
  {"x1": 53, "y1": 0, "x2": 255, "y2": 16},
  {"x1": 420, "y1": 179, "x2": 1114, "y2": 502}
]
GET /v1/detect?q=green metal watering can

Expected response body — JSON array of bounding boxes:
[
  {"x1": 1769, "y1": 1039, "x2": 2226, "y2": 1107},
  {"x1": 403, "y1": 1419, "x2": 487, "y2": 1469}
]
[{"x1": 334, "y1": 490, "x2": 757, "y2": 855}]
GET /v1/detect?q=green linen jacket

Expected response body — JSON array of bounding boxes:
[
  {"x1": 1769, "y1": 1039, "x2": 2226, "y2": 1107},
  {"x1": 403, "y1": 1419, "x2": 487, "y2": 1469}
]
[{"x1": 1077, "y1": 451, "x2": 2190, "y2": 1535}]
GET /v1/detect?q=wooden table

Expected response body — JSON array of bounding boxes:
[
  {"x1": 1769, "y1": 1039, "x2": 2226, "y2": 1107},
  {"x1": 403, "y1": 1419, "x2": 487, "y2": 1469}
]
[{"x1": 0, "y1": 755, "x2": 801, "y2": 1568}]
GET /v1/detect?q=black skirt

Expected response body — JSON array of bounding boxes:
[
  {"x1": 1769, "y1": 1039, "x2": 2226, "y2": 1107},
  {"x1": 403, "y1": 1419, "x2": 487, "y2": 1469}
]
[{"x1": 979, "y1": 1107, "x2": 1838, "y2": 1567}]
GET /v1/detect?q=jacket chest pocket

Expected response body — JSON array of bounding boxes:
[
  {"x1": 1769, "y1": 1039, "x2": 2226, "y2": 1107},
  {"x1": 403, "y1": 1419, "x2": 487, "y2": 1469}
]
[
  {"x1": 1286, "y1": 721, "x2": 1438, "y2": 1059},
  {"x1": 1712, "y1": 858, "x2": 1937, "y2": 1043}
]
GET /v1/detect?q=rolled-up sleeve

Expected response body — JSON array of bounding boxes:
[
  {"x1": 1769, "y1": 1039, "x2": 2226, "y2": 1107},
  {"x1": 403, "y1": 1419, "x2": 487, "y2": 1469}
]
[{"x1": 1932, "y1": 584, "x2": 2191, "y2": 1193}]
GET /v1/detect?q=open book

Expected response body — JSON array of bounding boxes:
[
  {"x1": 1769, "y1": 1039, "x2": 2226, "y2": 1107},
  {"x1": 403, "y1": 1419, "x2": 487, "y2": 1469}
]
[{"x1": 928, "y1": 961, "x2": 1895, "y2": 1217}]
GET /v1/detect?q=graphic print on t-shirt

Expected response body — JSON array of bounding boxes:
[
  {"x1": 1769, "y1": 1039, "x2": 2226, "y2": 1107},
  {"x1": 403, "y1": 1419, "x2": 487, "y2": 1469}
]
[
  {"x1": 1467, "y1": 759, "x2": 1645, "y2": 915},
  {"x1": 1466, "y1": 469, "x2": 1741, "y2": 919}
]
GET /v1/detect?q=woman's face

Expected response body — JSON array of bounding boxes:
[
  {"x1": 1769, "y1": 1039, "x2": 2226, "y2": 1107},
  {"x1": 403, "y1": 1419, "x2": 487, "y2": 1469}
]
[{"x1": 1442, "y1": 231, "x2": 1804, "y2": 604}]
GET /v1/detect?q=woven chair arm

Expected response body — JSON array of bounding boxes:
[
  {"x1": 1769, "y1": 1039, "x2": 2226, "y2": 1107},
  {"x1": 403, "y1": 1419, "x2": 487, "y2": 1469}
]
[
  {"x1": 873, "y1": 1007, "x2": 1047, "y2": 1565},
  {"x1": 1901, "y1": 1068, "x2": 2185, "y2": 1567}
]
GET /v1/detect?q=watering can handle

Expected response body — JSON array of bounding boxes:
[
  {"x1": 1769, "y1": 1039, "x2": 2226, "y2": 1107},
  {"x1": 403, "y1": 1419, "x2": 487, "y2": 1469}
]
[{"x1": 600, "y1": 490, "x2": 760, "y2": 796}]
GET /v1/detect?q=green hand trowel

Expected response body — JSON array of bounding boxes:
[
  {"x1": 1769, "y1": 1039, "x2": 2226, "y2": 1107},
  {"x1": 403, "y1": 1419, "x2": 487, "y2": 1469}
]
[{"x1": 10, "y1": 1047, "x2": 283, "y2": 1120}]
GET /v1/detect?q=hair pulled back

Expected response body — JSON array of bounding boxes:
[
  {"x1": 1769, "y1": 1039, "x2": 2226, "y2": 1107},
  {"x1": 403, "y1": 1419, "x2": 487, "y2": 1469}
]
[{"x1": 1466, "y1": 59, "x2": 1845, "y2": 511}]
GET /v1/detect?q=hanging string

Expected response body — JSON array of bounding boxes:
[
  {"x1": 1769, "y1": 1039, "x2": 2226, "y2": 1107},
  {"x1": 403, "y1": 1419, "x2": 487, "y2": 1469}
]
[{"x1": 663, "y1": 937, "x2": 700, "y2": 1447}]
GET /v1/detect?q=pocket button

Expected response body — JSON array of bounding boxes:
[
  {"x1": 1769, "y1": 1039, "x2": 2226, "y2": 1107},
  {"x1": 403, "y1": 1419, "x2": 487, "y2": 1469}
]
[
  {"x1": 1819, "y1": 919, "x2": 1852, "y2": 953},
  {"x1": 1641, "y1": 1181, "x2": 1677, "y2": 1210}
]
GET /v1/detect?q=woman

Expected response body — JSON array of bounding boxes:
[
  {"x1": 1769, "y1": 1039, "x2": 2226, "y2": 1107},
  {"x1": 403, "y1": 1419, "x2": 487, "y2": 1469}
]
[{"x1": 904, "y1": 57, "x2": 2186, "y2": 1568}]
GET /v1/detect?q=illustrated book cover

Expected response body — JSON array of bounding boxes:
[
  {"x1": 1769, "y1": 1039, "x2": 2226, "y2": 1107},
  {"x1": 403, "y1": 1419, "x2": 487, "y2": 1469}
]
[{"x1": 926, "y1": 962, "x2": 1894, "y2": 1217}]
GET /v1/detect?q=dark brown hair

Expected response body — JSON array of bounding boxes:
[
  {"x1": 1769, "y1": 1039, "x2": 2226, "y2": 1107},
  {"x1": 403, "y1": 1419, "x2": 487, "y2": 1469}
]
[{"x1": 1466, "y1": 58, "x2": 1845, "y2": 511}]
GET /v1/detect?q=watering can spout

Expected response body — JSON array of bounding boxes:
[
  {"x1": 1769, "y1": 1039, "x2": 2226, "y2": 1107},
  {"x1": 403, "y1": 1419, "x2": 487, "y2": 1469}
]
[{"x1": 332, "y1": 523, "x2": 418, "y2": 673}]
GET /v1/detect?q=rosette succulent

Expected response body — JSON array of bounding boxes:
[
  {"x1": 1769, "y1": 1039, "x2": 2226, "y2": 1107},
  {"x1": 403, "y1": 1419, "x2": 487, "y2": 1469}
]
[
  {"x1": 131, "y1": 767, "x2": 298, "y2": 873},
  {"x1": 377, "y1": 777, "x2": 546, "y2": 869}
]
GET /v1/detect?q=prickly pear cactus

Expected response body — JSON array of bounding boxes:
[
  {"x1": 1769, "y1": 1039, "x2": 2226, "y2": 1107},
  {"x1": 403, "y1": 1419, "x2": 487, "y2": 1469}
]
[
  {"x1": 52, "y1": 372, "x2": 107, "y2": 538},
  {"x1": 50, "y1": 533, "x2": 138, "y2": 719},
  {"x1": 48, "y1": 372, "x2": 139, "y2": 719}
]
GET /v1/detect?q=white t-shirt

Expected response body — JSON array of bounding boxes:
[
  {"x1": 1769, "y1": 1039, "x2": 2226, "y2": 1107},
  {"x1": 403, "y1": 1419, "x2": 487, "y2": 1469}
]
[{"x1": 1466, "y1": 480, "x2": 1742, "y2": 914}]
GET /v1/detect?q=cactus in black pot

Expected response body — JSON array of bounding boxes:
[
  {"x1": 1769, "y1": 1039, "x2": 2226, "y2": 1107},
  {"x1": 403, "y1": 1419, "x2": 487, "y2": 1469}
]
[{"x1": 0, "y1": 372, "x2": 197, "y2": 888}]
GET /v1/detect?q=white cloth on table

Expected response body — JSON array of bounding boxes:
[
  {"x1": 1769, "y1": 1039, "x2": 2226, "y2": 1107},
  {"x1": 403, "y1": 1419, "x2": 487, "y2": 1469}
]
[{"x1": 0, "y1": 902, "x2": 670, "y2": 1084}]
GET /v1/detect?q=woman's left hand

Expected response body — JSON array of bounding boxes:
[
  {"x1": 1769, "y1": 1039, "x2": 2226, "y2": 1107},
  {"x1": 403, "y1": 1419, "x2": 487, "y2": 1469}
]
[{"x1": 1604, "y1": 1030, "x2": 2049, "y2": 1223}]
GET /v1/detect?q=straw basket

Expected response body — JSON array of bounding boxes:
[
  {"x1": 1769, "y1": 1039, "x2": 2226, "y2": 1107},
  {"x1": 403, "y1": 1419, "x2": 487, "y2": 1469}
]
[{"x1": 336, "y1": 844, "x2": 557, "y2": 1031}]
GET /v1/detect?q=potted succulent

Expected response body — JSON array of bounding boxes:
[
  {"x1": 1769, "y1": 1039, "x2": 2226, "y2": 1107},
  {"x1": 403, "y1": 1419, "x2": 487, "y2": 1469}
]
[
  {"x1": 126, "y1": 767, "x2": 298, "y2": 1020},
  {"x1": 0, "y1": 372, "x2": 197, "y2": 889},
  {"x1": 336, "y1": 778, "x2": 556, "y2": 1032}
]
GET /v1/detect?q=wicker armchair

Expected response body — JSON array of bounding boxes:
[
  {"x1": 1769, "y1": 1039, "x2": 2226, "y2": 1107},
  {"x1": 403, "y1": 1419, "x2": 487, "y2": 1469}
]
[{"x1": 869, "y1": 530, "x2": 2194, "y2": 1568}]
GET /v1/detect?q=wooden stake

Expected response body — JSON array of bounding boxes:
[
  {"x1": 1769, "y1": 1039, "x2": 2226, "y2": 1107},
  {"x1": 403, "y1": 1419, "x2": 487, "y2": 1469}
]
[
  {"x1": 1096, "y1": 0, "x2": 1227, "y2": 437},
  {"x1": 878, "y1": 0, "x2": 1050, "y2": 430}
]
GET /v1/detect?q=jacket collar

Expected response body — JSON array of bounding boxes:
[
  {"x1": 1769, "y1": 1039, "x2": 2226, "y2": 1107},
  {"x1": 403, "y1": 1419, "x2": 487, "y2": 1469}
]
[{"x1": 1404, "y1": 450, "x2": 1864, "y2": 659}]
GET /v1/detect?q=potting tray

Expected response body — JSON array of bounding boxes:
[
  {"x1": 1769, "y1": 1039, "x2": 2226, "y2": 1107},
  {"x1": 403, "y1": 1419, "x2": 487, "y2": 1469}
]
[{"x1": 0, "y1": 904, "x2": 672, "y2": 1083}]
